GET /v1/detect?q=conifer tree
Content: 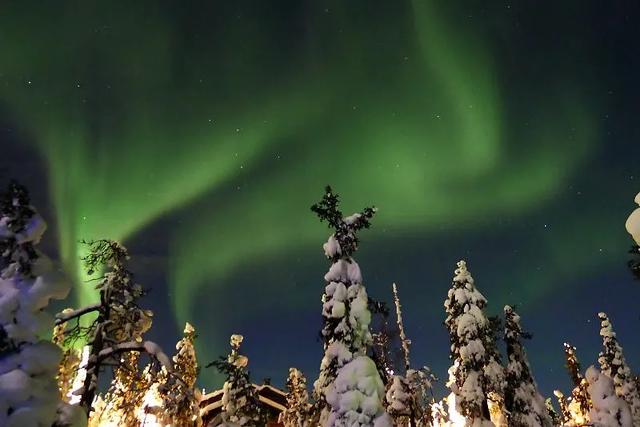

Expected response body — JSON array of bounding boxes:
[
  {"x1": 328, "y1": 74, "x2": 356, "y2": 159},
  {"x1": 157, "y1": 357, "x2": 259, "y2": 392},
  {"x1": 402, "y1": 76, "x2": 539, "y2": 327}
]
[
  {"x1": 553, "y1": 390, "x2": 571, "y2": 426},
  {"x1": 503, "y1": 305, "x2": 552, "y2": 427},
  {"x1": 211, "y1": 334, "x2": 263, "y2": 426},
  {"x1": 386, "y1": 375, "x2": 412, "y2": 426},
  {"x1": 585, "y1": 366, "x2": 632, "y2": 427},
  {"x1": 560, "y1": 343, "x2": 590, "y2": 425},
  {"x1": 54, "y1": 239, "x2": 171, "y2": 416},
  {"x1": 597, "y1": 312, "x2": 640, "y2": 424},
  {"x1": 160, "y1": 322, "x2": 202, "y2": 426},
  {"x1": 279, "y1": 367, "x2": 311, "y2": 427},
  {"x1": 443, "y1": 260, "x2": 497, "y2": 426},
  {"x1": 484, "y1": 315, "x2": 506, "y2": 427},
  {"x1": 311, "y1": 186, "x2": 390, "y2": 427},
  {"x1": 386, "y1": 284, "x2": 436, "y2": 427},
  {"x1": 101, "y1": 351, "x2": 148, "y2": 425},
  {"x1": 0, "y1": 182, "x2": 83, "y2": 426}
]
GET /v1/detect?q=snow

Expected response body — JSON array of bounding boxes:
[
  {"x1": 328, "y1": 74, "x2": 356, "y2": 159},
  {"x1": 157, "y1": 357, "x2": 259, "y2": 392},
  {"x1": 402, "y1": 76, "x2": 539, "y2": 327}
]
[
  {"x1": 0, "y1": 200, "x2": 71, "y2": 426},
  {"x1": 343, "y1": 213, "x2": 362, "y2": 225},
  {"x1": 586, "y1": 366, "x2": 632, "y2": 427},
  {"x1": 316, "y1": 214, "x2": 387, "y2": 426},
  {"x1": 324, "y1": 259, "x2": 362, "y2": 284},
  {"x1": 55, "y1": 403, "x2": 87, "y2": 427},
  {"x1": 385, "y1": 376, "x2": 410, "y2": 413},
  {"x1": 143, "y1": 341, "x2": 171, "y2": 368},
  {"x1": 323, "y1": 235, "x2": 342, "y2": 258},
  {"x1": 626, "y1": 192, "x2": 640, "y2": 245},
  {"x1": 325, "y1": 356, "x2": 389, "y2": 427},
  {"x1": 597, "y1": 312, "x2": 640, "y2": 424}
]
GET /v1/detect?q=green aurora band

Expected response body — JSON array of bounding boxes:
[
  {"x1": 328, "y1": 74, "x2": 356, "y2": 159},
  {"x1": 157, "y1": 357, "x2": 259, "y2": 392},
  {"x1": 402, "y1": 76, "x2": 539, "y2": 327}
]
[{"x1": 1, "y1": 1, "x2": 602, "y2": 382}]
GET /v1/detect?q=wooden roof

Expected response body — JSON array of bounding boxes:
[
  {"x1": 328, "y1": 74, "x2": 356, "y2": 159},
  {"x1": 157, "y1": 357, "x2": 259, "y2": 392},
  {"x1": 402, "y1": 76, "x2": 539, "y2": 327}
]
[{"x1": 200, "y1": 383, "x2": 287, "y2": 426}]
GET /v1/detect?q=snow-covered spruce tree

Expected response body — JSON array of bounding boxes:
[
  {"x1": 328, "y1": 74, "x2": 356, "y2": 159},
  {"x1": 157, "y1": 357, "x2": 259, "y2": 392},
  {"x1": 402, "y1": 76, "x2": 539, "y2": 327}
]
[
  {"x1": 443, "y1": 260, "x2": 500, "y2": 426},
  {"x1": 386, "y1": 367, "x2": 437, "y2": 427},
  {"x1": 0, "y1": 181, "x2": 83, "y2": 426},
  {"x1": 503, "y1": 305, "x2": 552, "y2": 427},
  {"x1": 626, "y1": 192, "x2": 640, "y2": 280},
  {"x1": 210, "y1": 334, "x2": 264, "y2": 426},
  {"x1": 311, "y1": 186, "x2": 391, "y2": 427},
  {"x1": 53, "y1": 239, "x2": 171, "y2": 416},
  {"x1": 279, "y1": 367, "x2": 311, "y2": 427},
  {"x1": 585, "y1": 365, "x2": 632, "y2": 427},
  {"x1": 597, "y1": 312, "x2": 640, "y2": 424}
]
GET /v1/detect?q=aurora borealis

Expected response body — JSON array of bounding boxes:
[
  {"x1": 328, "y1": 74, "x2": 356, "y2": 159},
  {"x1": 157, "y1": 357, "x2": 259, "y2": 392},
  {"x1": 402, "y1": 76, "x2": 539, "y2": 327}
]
[{"x1": 1, "y1": 0, "x2": 639, "y2": 397}]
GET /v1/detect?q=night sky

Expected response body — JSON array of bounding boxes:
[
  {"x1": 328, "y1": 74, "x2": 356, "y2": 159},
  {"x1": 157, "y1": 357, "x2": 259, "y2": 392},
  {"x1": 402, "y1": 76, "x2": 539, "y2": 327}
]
[{"x1": 1, "y1": 0, "x2": 639, "y2": 399}]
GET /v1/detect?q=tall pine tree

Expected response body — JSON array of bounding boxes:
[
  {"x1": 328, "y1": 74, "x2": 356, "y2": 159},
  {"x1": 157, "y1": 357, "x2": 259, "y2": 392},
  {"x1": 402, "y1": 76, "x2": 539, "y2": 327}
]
[
  {"x1": 279, "y1": 368, "x2": 311, "y2": 427},
  {"x1": 311, "y1": 186, "x2": 390, "y2": 427},
  {"x1": 0, "y1": 182, "x2": 83, "y2": 426},
  {"x1": 443, "y1": 260, "x2": 496, "y2": 427},
  {"x1": 597, "y1": 312, "x2": 640, "y2": 424},
  {"x1": 503, "y1": 305, "x2": 552, "y2": 427},
  {"x1": 558, "y1": 343, "x2": 590, "y2": 425}
]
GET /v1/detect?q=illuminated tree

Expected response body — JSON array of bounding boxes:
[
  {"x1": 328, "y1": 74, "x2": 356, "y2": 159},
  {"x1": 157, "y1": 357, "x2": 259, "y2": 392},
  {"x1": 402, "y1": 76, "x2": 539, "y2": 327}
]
[
  {"x1": 159, "y1": 322, "x2": 202, "y2": 426},
  {"x1": 100, "y1": 351, "x2": 149, "y2": 425},
  {"x1": 503, "y1": 305, "x2": 552, "y2": 427},
  {"x1": 443, "y1": 260, "x2": 497, "y2": 426},
  {"x1": 557, "y1": 343, "x2": 590, "y2": 425},
  {"x1": 553, "y1": 390, "x2": 571, "y2": 426},
  {"x1": 311, "y1": 186, "x2": 391, "y2": 427},
  {"x1": 544, "y1": 398, "x2": 561, "y2": 426},
  {"x1": 279, "y1": 367, "x2": 311, "y2": 427},
  {"x1": 54, "y1": 239, "x2": 171, "y2": 416},
  {"x1": 0, "y1": 182, "x2": 83, "y2": 426},
  {"x1": 52, "y1": 310, "x2": 81, "y2": 403},
  {"x1": 597, "y1": 312, "x2": 640, "y2": 424}
]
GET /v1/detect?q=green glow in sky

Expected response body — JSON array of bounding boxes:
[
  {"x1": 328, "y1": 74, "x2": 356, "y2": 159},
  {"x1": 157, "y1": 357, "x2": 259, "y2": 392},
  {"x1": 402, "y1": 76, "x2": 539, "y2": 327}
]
[{"x1": 0, "y1": 0, "x2": 600, "y2": 384}]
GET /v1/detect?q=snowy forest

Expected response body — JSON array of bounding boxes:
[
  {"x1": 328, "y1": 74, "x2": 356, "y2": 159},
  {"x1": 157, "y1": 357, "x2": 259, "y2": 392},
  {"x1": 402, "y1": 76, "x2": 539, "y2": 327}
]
[{"x1": 1, "y1": 181, "x2": 640, "y2": 427}]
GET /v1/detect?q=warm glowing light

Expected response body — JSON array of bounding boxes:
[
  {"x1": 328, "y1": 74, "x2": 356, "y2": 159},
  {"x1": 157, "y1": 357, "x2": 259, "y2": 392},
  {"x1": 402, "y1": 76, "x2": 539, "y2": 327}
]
[
  {"x1": 68, "y1": 346, "x2": 91, "y2": 405},
  {"x1": 446, "y1": 393, "x2": 467, "y2": 427},
  {"x1": 137, "y1": 383, "x2": 165, "y2": 426}
]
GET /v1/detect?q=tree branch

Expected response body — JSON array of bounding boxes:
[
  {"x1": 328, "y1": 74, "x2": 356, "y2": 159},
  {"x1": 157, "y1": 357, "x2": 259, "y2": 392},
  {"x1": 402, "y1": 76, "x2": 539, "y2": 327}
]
[
  {"x1": 55, "y1": 303, "x2": 101, "y2": 325},
  {"x1": 96, "y1": 340, "x2": 172, "y2": 370}
]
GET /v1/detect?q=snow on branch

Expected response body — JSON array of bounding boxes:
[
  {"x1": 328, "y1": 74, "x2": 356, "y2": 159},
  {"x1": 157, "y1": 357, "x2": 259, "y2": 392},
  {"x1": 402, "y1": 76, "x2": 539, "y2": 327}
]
[
  {"x1": 311, "y1": 185, "x2": 376, "y2": 259},
  {"x1": 96, "y1": 340, "x2": 172, "y2": 369}
]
